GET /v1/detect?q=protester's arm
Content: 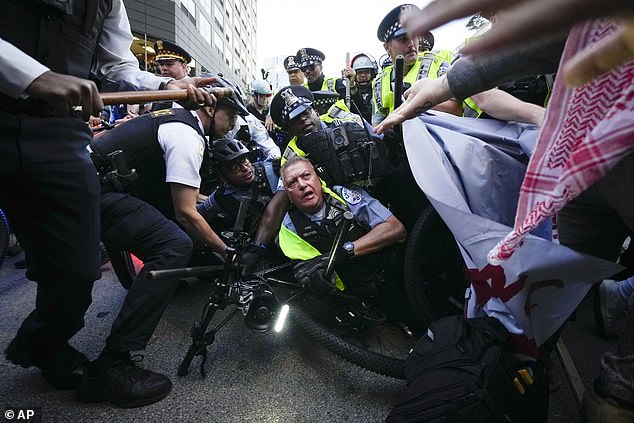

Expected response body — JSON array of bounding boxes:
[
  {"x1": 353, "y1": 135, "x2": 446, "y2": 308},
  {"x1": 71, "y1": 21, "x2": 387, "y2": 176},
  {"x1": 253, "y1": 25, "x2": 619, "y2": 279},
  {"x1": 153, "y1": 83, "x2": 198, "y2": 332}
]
[
  {"x1": 375, "y1": 34, "x2": 565, "y2": 134},
  {"x1": 470, "y1": 88, "x2": 545, "y2": 126}
]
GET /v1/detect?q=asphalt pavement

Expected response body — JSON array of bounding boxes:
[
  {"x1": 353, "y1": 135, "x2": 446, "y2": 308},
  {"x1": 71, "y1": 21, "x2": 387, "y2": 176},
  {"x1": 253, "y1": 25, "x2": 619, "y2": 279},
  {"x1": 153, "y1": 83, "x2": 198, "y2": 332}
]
[{"x1": 0, "y1": 252, "x2": 618, "y2": 422}]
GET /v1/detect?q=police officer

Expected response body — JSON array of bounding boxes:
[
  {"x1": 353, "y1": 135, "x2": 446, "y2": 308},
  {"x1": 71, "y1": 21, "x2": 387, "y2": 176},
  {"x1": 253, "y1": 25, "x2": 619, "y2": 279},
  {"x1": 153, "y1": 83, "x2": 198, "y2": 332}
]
[
  {"x1": 349, "y1": 53, "x2": 379, "y2": 122},
  {"x1": 81, "y1": 77, "x2": 247, "y2": 405},
  {"x1": 151, "y1": 40, "x2": 192, "y2": 110},
  {"x1": 295, "y1": 47, "x2": 348, "y2": 98},
  {"x1": 247, "y1": 79, "x2": 273, "y2": 124},
  {"x1": 197, "y1": 137, "x2": 278, "y2": 237},
  {"x1": 284, "y1": 55, "x2": 305, "y2": 86},
  {"x1": 278, "y1": 156, "x2": 406, "y2": 292},
  {"x1": 372, "y1": 4, "x2": 461, "y2": 125},
  {"x1": 0, "y1": 0, "x2": 215, "y2": 408},
  {"x1": 154, "y1": 40, "x2": 192, "y2": 80}
]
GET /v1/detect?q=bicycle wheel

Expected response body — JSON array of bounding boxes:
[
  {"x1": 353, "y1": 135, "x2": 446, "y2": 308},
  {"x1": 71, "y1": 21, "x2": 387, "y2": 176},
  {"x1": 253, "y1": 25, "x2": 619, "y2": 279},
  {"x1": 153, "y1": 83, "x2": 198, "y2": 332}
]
[
  {"x1": 292, "y1": 293, "x2": 412, "y2": 379},
  {"x1": 403, "y1": 205, "x2": 468, "y2": 328},
  {"x1": 0, "y1": 209, "x2": 9, "y2": 268}
]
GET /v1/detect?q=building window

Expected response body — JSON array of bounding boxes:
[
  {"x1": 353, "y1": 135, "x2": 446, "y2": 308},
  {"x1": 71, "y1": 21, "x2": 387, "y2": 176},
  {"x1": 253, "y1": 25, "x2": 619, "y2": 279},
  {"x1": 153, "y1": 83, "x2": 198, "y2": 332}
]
[
  {"x1": 181, "y1": 0, "x2": 196, "y2": 23},
  {"x1": 199, "y1": 15, "x2": 211, "y2": 45},
  {"x1": 225, "y1": 47, "x2": 233, "y2": 68},
  {"x1": 213, "y1": 2, "x2": 224, "y2": 29},
  {"x1": 201, "y1": 0, "x2": 211, "y2": 15},
  {"x1": 213, "y1": 31, "x2": 224, "y2": 56}
]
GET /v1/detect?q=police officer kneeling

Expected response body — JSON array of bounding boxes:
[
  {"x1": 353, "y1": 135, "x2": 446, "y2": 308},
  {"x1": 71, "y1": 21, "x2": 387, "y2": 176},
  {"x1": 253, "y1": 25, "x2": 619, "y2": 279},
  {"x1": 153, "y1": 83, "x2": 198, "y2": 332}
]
[
  {"x1": 82, "y1": 78, "x2": 247, "y2": 407},
  {"x1": 278, "y1": 157, "x2": 406, "y2": 293}
]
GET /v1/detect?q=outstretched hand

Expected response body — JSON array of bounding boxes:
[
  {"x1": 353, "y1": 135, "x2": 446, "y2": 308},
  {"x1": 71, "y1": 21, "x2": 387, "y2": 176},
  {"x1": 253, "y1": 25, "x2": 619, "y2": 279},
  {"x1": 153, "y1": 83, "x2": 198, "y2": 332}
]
[
  {"x1": 374, "y1": 76, "x2": 453, "y2": 135},
  {"x1": 404, "y1": 0, "x2": 634, "y2": 87}
]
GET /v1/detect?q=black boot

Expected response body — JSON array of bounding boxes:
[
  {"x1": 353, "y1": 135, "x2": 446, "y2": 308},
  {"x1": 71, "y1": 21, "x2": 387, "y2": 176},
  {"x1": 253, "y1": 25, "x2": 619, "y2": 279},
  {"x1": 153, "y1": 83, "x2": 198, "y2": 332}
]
[{"x1": 77, "y1": 352, "x2": 172, "y2": 408}]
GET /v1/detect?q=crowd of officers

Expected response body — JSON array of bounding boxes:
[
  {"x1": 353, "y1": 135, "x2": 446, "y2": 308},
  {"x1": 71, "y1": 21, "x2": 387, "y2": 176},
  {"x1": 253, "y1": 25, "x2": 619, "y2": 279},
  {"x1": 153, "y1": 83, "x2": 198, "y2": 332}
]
[{"x1": 0, "y1": 1, "x2": 552, "y2": 411}]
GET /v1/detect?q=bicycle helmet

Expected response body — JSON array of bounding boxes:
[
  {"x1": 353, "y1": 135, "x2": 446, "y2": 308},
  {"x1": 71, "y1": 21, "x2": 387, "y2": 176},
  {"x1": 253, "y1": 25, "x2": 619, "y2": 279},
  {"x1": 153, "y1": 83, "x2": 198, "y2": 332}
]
[
  {"x1": 203, "y1": 75, "x2": 249, "y2": 116},
  {"x1": 250, "y1": 79, "x2": 273, "y2": 96},
  {"x1": 211, "y1": 137, "x2": 250, "y2": 163},
  {"x1": 351, "y1": 54, "x2": 378, "y2": 78}
]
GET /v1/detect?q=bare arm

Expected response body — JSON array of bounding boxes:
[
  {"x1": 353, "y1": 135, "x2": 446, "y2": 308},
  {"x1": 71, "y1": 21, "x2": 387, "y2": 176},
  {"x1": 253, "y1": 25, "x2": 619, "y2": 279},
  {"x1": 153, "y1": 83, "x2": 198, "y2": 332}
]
[
  {"x1": 170, "y1": 183, "x2": 227, "y2": 257},
  {"x1": 350, "y1": 215, "x2": 406, "y2": 257},
  {"x1": 470, "y1": 88, "x2": 545, "y2": 126}
]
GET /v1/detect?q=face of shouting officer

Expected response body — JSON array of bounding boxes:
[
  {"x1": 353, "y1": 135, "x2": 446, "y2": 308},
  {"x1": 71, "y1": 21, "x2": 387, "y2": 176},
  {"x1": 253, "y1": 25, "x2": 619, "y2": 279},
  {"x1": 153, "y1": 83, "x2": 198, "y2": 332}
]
[
  {"x1": 282, "y1": 158, "x2": 324, "y2": 215},
  {"x1": 218, "y1": 154, "x2": 255, "y2": 190},
  {"x1": 384, "y1": 34, "x2": 419, "y2": 66},
  {"x1": 300, "y1": 62, "x2": 323, "y2": 84},
  {"x1": 286, "y1": 106, "x2": 321, "y2": 137}
]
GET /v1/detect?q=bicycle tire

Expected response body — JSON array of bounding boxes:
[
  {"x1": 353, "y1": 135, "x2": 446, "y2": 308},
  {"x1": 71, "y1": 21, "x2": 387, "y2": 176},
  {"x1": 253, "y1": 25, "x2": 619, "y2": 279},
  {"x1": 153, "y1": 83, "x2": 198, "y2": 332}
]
[
  {"x1": 292, "y1": 294, "x2": 409, "y2": 379},
  {"x1": 403, "y1": 205, "x2": 469, "y2": 328},
  {"x1": 0, "y1": 209, "x2": 9, "y2": 268}
]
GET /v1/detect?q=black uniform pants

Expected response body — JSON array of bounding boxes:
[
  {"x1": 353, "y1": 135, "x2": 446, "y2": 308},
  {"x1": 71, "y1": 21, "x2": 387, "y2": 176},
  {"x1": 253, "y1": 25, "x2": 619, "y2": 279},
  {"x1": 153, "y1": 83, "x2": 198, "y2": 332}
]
[
  {"x1": 100, "y1": 191, "x2": 193, "y2": 352},
  {"x1": 0, "y1": 112, "x2": 101, "y2": 353}
]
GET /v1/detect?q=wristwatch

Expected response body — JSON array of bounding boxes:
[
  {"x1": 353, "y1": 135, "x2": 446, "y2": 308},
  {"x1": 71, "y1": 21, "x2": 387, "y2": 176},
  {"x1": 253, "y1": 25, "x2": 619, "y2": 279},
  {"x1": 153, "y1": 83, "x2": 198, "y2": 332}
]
[{"x1": 342, "y1": 242, "x2": 355, "y2": 259}]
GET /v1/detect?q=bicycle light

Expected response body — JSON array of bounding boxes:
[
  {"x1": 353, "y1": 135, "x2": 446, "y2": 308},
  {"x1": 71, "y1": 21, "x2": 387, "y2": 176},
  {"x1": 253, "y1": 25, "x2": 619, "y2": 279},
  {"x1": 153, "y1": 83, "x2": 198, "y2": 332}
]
[{"x1": 274, "y1": 304, "x2": 290, "y2": 333}]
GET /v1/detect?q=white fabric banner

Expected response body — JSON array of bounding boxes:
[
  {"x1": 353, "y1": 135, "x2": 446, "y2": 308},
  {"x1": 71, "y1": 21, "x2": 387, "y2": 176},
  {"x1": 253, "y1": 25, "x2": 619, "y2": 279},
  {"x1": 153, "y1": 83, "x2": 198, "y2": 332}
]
[{"x1": 403, "y1": 112, "x2": 622, "y2": 355}]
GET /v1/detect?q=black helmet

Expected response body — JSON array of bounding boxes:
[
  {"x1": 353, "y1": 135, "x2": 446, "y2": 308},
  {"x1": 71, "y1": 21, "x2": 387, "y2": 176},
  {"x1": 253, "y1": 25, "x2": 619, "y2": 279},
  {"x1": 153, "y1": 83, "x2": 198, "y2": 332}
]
[
  {"x1": 211, "y1": 137, "x2": 250, "y2": 163},
  {"x1": 351, "y1": 53, "x2": 378, "y2": 77},
  {"x1": 203, "y1": 75, "x2": 249, "y2": 116}
]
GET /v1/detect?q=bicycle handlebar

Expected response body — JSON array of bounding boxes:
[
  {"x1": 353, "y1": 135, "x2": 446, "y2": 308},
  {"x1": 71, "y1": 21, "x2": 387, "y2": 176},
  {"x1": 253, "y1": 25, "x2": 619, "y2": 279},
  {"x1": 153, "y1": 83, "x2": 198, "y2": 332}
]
[{"x1": 325, "y1": 211, "x2": 354, "y2": 279}]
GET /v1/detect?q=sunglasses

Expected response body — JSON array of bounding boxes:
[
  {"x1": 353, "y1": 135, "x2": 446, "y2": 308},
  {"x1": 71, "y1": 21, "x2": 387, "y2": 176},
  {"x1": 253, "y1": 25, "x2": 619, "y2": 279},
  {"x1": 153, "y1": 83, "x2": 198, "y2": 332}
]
[{"x1": 300, "y1": 63, "x2": 316, "y2": 72}]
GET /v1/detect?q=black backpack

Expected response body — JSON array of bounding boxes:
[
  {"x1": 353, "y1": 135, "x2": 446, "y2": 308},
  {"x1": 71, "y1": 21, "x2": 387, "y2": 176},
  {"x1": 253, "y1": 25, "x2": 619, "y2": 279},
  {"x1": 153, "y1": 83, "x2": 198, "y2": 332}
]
[{"x1": 386, "y1": 316, "x2": 546, "y2": 423}]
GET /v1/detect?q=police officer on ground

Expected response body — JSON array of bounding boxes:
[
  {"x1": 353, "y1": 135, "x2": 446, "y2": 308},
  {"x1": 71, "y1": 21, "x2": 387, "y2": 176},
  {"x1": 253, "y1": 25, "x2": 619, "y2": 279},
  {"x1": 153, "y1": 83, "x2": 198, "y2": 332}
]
[
  {"x1": 0, "y1": 0, "x2": 215, "y2": 409},
  {"x1": 82, "y1": 77, "x2": 247, "y2": 405},
  {"x1": 372, "y1": 4, "x2": 462, "y2": 125},
  {"x1": 245, "y1": 85, "x2": 386, "y2": 264},
  {"x1": 279, "y1": 156, "x2": 406, "y2": 293},
  {"x1": 197, "y1": 137, "x2": 279, "y2": 268}
]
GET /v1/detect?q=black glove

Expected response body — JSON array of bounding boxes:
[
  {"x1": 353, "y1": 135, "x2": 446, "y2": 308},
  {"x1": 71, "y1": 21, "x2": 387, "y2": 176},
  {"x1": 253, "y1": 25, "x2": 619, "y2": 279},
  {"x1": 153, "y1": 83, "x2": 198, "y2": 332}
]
[
  {"x1": 293, "y1": 255, "x2": 336, "y2": 292},
  {"x1": 239, "y1": 243, "x2": 266, "y2": 276}
]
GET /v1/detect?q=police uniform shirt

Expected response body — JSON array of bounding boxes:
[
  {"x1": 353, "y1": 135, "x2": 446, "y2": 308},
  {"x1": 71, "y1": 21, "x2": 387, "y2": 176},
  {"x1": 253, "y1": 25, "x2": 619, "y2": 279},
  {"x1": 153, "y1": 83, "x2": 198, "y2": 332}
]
[
  {"x1": 227, "y1": 113, "x2": 281, "y2": 160},
  {"x1": 198, "y1": 160, "x2": 277, "y2": 221},
  {"x1": 282, "y1": 185, "x2": 393, "y2": 235},
  {"x1": 157, "y1": 110, "x2": 206, "y2": 188}
]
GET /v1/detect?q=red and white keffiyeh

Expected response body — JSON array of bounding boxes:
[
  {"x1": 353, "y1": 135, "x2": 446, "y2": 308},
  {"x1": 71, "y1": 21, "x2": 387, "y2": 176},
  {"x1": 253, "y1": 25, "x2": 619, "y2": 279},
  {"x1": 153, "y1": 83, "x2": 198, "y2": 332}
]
[{"x1": 489, "y1": 20, "x2": 634, "y2": 263}]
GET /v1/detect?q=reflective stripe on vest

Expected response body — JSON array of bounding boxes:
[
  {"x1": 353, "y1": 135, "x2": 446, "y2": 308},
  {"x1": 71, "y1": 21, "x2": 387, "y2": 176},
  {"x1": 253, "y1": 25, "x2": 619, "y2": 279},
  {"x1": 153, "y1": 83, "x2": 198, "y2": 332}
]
[{"x1": 373, "y1": 51, "x2": 445, "y2": 116}]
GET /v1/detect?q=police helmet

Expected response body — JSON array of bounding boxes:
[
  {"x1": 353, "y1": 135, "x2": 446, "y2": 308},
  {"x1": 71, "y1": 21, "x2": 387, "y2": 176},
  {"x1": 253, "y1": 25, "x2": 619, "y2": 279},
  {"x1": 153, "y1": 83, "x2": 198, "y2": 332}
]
[
  {"x1": 211, "y1": 137, "x2": 250, "y2": 163},
  {"x1": 351, "y1": 53, "x2": 379, "y2": 77},
  {"x1": 203, "y1": 75, "x2": 249, "y2": 116},
  {"x1": 250, "y1": 79, "x2": 273, "y2": 96}
]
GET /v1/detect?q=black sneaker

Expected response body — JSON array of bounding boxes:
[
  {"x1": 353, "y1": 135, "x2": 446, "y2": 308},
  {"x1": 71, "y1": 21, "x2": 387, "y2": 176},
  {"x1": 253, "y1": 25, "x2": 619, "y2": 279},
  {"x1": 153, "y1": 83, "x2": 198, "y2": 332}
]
[
  {"x1": 76, "y1": 356, "x2": 172, "y2": 408},
  {"x1": 5, "y1": 338, "x2": 88, "y2": 389}
]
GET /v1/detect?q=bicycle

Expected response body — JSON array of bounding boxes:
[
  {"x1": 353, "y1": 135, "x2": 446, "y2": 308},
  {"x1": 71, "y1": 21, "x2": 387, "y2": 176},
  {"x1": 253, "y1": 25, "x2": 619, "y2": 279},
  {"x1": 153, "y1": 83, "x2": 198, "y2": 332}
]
[{"x1": 149, "y1": 210, "x2": 417, "y2": 379}]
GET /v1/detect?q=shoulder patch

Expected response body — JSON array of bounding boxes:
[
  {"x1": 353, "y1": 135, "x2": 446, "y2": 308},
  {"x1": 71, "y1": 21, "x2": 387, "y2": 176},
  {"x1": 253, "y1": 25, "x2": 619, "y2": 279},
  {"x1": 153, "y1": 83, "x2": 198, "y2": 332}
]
[{"x1": 341, "y1": 187, "x2": 363, "y2": 205}]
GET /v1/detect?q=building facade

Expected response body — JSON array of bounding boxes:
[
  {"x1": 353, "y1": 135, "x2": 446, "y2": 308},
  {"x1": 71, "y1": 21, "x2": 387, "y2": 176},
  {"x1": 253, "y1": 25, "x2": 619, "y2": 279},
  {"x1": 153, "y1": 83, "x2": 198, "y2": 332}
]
[{"x1": 123, "y1": 0, "x2": 258, "y2": 89}]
